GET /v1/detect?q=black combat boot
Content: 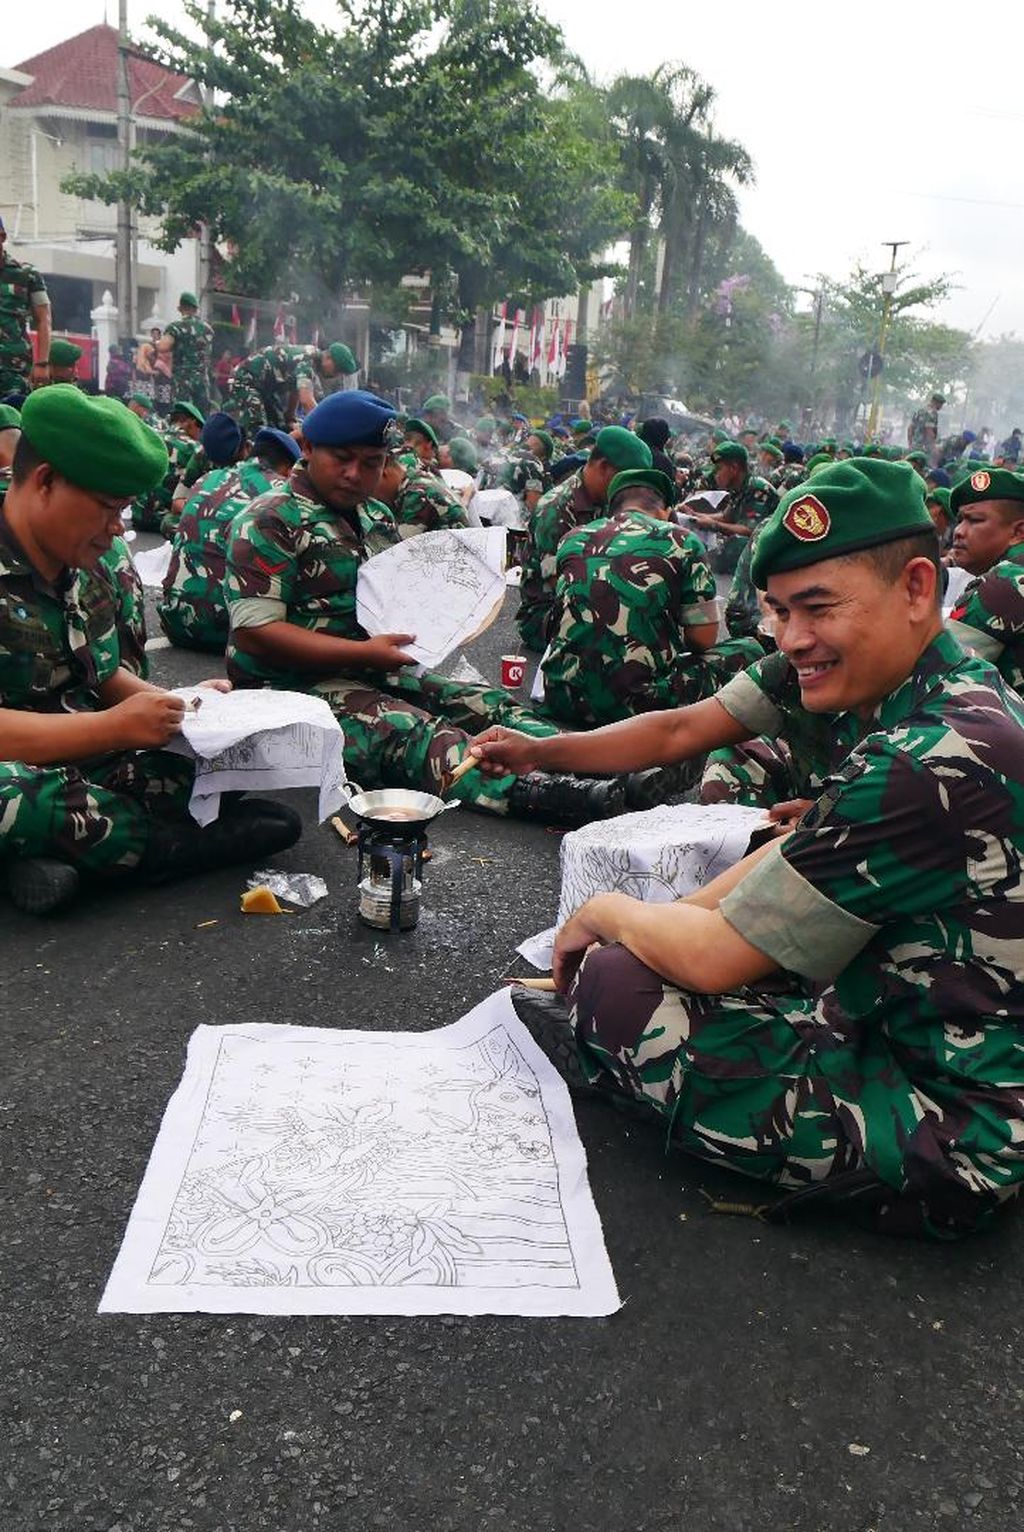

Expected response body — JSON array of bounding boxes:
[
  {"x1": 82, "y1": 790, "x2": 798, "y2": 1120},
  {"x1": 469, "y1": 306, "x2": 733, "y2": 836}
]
[
  {"x1": 140, "y1": 799, "x2": 303, "y2": 885},
  {"x1": 508, "y1": 772, "x2": 626, "y2": 827},
  {"x1": 5, "y1": 857, "x2": 80, "y2": 916},
  {"x1": 623, "y1": 760, "x2": 703, "y2": 811}
]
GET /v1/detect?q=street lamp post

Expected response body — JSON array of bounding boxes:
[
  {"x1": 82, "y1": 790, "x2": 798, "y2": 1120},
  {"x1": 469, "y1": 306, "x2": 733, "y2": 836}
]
[{"x1": 864, "y1": 240, "x2": 908, "y2": 444}]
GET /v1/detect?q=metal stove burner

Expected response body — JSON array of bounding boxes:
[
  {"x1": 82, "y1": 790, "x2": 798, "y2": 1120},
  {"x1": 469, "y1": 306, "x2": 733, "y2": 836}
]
[{"x1": 356, "y1": 821, "x2": 429, "y2": 932}]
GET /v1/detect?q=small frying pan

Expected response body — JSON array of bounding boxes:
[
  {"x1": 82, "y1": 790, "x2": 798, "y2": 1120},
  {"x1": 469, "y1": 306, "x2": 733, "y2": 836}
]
[{"x1": 343, "y1": 787, "x2": 458, "y2": 835}]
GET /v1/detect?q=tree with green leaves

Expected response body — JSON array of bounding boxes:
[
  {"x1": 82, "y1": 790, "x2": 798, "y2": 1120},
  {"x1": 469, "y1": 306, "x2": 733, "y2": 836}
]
[{"x1": 63, "y1": 0, "x2": 628, "y2": 375}]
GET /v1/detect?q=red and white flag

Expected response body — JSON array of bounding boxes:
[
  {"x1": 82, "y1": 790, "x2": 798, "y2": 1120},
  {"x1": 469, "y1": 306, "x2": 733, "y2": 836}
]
[
  {"x1": 491, "y1": 301, "x2": 507, "y2": 373},
  {"x1": 272, "y1": 304, "x2": 286, "y2": 342},
  {"x1": 245, "y1": 310, "x2": 258, "y2": 349},
  {"x1": 230, "y1": 303, "x2": 241, "y2": 327},
  {"x1": 508, "y1": 307, "x2": 522, "y2": 366},
  {"x1": 547, "y1": 317, "x2": 559, "y2": 376}
]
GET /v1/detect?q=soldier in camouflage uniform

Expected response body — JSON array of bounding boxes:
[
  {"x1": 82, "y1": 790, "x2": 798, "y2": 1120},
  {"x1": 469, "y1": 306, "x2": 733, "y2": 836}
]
[
  {"x1": 157, "y1": 293, "x2": 214, "y2": 413},
  {"x1": 159, "y1": 424, "x2": 300, "y2": 652},
  {"x1": 0, "y1": 215, "x2": 52, "y2": 396},
  {"x1": 540, "y1": 469, "x2": 760, "y2": 727},
  {"x1": 0, "y1": 386, "x2": 300, "y2": 913},
  {"x1": 225, "y1": 342, "x2": 355, "y2": 436},
  {"x1": 516, "y1": 427, "x2": 653, "y2": 651},
  {"x1": 946, "y1": 466, "x2": 1024, "y2": 692},
  {"x1": 131, "y1": 427, "x2": 199, "y2": 535},
  {"x1": 224, "y1": 391, "x2": 625, "y2": 825},
  {"x1": 686, "y1": 441, "x2": 780, "y2": 577},
  {"x1": 375, "y1": 452, "x2": 468, "y2": 539},
  {"x1": 516, "y1": 457, "x2": 1024, "y2": 1239},
  {"x1": 907, "y1": 392, "x2": 945, "y2": 453}
]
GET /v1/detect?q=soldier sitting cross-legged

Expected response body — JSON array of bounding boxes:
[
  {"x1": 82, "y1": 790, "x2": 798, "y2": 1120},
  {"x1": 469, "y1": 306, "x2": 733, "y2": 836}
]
[{"x1": 492, "y1": 459, "x2": 1024, "y2": 1239}]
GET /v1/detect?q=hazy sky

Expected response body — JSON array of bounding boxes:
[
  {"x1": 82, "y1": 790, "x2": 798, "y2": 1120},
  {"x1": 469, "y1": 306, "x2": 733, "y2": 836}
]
[{"x1": 5, "y1": 0, "x2": 1021, "y2": 338}]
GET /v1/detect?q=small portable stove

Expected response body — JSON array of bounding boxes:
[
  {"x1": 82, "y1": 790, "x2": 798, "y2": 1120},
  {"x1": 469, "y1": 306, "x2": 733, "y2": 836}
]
[
  {"x1": 356, "y1": 820, "x2": 428, "y2": 932},
  {"x1": 344, "y1": 787, "x2": 455, "y2": 934}
]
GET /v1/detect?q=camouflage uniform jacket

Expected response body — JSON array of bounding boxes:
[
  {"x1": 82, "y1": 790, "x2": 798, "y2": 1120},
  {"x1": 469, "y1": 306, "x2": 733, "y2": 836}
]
[
  {"x1": 947, "y1": 538, "x2": 1024, "y2": 693},
  {"x1": 393, "y1": 468, "x2": 468, "y2": 539},
  {"x1": 132, "y1": 431, "x2": 197, "y2": 535},
  {"x1": 163, "y1": 313, "x2": 214, "y2": 400},
  {"x1": 516, "y1": 471, "x2": 603, "y2": 650},
  {"x1": 541, "y1": 511, "x2": 720, "y2": 726},
  {"x1": 720, "y1": 630, "x2": 1024, "y2": 1218},
  {"x1": 714, "y1": 648, "x2": 846, "y2": 796},
  {"x1": 908, "y1": 405, "x2": 939, "y2": 451},
  {"x1": 230, "y1": 345, "x2": 321, "y2": 429},
  {"x1": 0, "y1": 254, "x2": 47, "y2": 385},
  {"x1": 158, "y1": 460, "x2": 285, "y2": 650},
  {"x1": 0, "y1": 508, "x2": 119, "y2": 714},
  {"x1": 224, "y1": 465, "x2": 398, "y2": 689},
  {"x1": 709, "y1": 473, "x2": 779, "y2": 576}
]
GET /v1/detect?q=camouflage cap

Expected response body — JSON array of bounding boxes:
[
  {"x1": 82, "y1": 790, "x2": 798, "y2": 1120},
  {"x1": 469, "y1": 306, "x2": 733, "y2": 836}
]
[
  {"x1": 21, "y1": 385, "x2": 167, "y2": 497},
  {"x1": 950, "y1": 466, "x2": 1024, "y2": 516},
  {"x1": 0, "y1": 403, "x2": 21, "y2": 429},
  {"x1": 405, "y1": 417, "x2": 439, "y2": 448},
  {"x1": 752, "y1": 457, "x2": 933, "y2": 588},
  {"x1": 607, "y1": 467, "x2": 677, "y2": 509},
  {"x1": 48, "y1": 339, "x2": 82, "y2": 368},
  {"x1": 710, "y1": 441, "x2": 748, "y2": 468},
  {"x1": 592, "y1": 426, "x2": 652, "y2": 471}
]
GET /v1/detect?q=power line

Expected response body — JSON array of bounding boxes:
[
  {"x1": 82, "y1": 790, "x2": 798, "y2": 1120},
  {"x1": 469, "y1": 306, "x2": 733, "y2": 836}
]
[{"x1": 903, "y1": 190, "x2": 1024, "y2": 211}]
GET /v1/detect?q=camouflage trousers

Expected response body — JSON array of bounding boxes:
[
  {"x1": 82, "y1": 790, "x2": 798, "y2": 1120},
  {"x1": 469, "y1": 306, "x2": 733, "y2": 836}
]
[
  {"x1": 315, "y1": 668, "x2": 558, "y2": 814},
  {"x1": 171, "y1": 368, "x2": 211, "y2": 416},
  {"x1": 699, "y1": 738, "x2": 803, "y2": 809},
  {"x1": 0, "y1": 751, "x2": 195, "y2": 873},
  {"x1": 225, "y1": 380, "x2": 282, "y2": 437},
  {"x1": 569, "y1": 942, "x2": 1002, "y2": 1237},
  {"x1": 0, "y1": 354, "x2": 31, "y2": 397},
  {"x1": 541, "y1": 636, "x2": 762, "y2": 728},
  {"x1": 570, "y1": 942, "x2": 861, "y2": 1189},
  {"x1": 97, "y1": 542, "x2": 148, "y2": 678}
]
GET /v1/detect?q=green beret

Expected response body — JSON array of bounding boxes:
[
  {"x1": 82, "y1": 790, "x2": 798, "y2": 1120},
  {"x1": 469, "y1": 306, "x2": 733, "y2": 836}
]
[
  {"x1": 169, "y1": 400, "x2": 205, "y2": 427},
  {"x1": 49, "y1": 339, "x2": 82, "y2": 368},
  {"x1": 405, "y1": 417, "x2": 439, "y2": 448},
  {"x1": 804, "y1": 453, "x2": 833, "y2": 475},
  {"x1": 0, "y1": 404, "x2": 21, "y2": 429},
  {"x1": 592, "y1": 426, "x2": 652, "y2": 471},
  {"x1": 421, "y1": 394, "x2": 449, "y2": 412},
  {"x1": 710, "y1": 441, "x2": 748, "y2": 468},
  {"x1": 904, "y1": 449, "x2": 929, "y2": 466},
  {"x1": 530, "y1": 430, "x2": 554, "y2": 460},
  {"x1": 447, "y1": 435, "x2": 479, "y2": 473},
  {"x1": 711, "y1": 428, "x2": 730, "y2": 443},
  {"x1": 475, "y1": 415, "x2": 497, "y2": 433},
  {"x1": 21, "y1": 385, "x2": 168, "y2": 497},
  {"x1": 759, "y1": 442, "x2": 784, "y2": 462},
  {"x1": 607, "y1": 467, "x2": 677, "y2": 509},
  {"x1": 127, "y1": 391, "x2": 152, "y2": 409},
  {"x1": 327, "y1": 342, "x2": 359, "y2": 375},
  {"x1": 949, "y1": 466, "x2": 1024, "y2": 516},
  {"x1": 818, "y1": 437, "x2": 837, "y2": 451},
  {"x1": 179, "y1": 291, "x2": 199, "y2": 309},
  {"x1": 925, "y1": 487, "x2": 952, "y2": 515},
  {"x1": 862, "y1": 442, "x2": 882, "y2": 457},
  {"x1": 752, "y1": 458, "x2": 933, "y2": 588},
  {"x1": 570, "y1": 418, "x2": 590, "y2": 433}
]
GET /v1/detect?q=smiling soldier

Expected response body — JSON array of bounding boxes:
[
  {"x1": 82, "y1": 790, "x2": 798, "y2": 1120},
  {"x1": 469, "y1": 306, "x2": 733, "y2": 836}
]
[{"x1": 516, "y1": 457, "x2": 1024, "y2": 1239}]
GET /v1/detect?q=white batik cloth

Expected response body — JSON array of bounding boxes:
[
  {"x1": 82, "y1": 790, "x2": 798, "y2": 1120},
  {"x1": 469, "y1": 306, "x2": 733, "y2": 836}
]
[
  {"x1": 517, "y1": 802, "x2": 766, "y2": 970},
  {"x1": 100, "y1": 989, "x2": 620, "y2": 1318}
]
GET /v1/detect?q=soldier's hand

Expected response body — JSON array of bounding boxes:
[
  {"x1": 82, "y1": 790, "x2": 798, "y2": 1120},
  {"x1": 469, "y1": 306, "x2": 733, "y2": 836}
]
[
  {"x1": 766, "y1": 798, "x2": 815, "y2": 834},
  {"x1": 109, "y1": 691, "x2": 186, "y2": 748},
  {"x1": 468, "y1": 726, "x2": 545, "y2": 779},
  {"x1": 361, "y1": 633, "x2": 418, "y2": 669}
]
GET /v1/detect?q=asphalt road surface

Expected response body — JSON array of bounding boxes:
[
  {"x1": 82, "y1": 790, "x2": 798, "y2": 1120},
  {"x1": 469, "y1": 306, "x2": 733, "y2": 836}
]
[{"x1": 2, "y1": 549, "x2": 1023, "y2": 1531}]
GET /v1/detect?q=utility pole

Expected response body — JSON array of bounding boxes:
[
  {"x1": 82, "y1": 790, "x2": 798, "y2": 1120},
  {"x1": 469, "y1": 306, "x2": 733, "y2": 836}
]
[
  {"x1": 864, "y1": 240, "x2": 908, "y2": 443},
  {"x1": 197, "y1": 0, "x2": 216, "y2": 321},
  {"x1": 115, "y1": 0, "x2": 135, "y2": 341}
]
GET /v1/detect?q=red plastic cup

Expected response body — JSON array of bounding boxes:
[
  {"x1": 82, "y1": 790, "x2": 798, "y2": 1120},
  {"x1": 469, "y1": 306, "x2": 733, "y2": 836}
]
[{"x1": 501, "y1": 654, "x2": 527, "y2": 688}]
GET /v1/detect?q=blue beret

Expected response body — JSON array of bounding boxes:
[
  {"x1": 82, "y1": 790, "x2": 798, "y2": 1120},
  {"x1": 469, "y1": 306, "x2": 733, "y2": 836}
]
[
  {"x1": 781, "y1": 441, "x2": 804, "y2": 462},
  {"x1": 927, "y1": 468, "x2": 951, "y2": 488},
  {"x1": 253, "y1": 426, "x2": 301, "y2": 464},
  {"x1": 201, "y1": 411, "x2": 245, "y2": 466},
  {"x1": 303, "y1": 390, "x2": 396, "y2": 448}
]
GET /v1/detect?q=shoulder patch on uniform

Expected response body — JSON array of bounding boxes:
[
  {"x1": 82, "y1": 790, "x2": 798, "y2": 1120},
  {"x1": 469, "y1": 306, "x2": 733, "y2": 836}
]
[
  {"x1": 782, "y1": 493, "x2": 830, "y2": 542},
  {"x1": 971, "y1": 470, "x2": 991, "y2": 493}
]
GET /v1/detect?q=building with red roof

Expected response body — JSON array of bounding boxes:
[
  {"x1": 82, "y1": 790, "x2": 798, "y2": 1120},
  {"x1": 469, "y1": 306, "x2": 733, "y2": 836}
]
[{"x1": 0, "y1": 24, "x2": 203, "y2": 366}]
